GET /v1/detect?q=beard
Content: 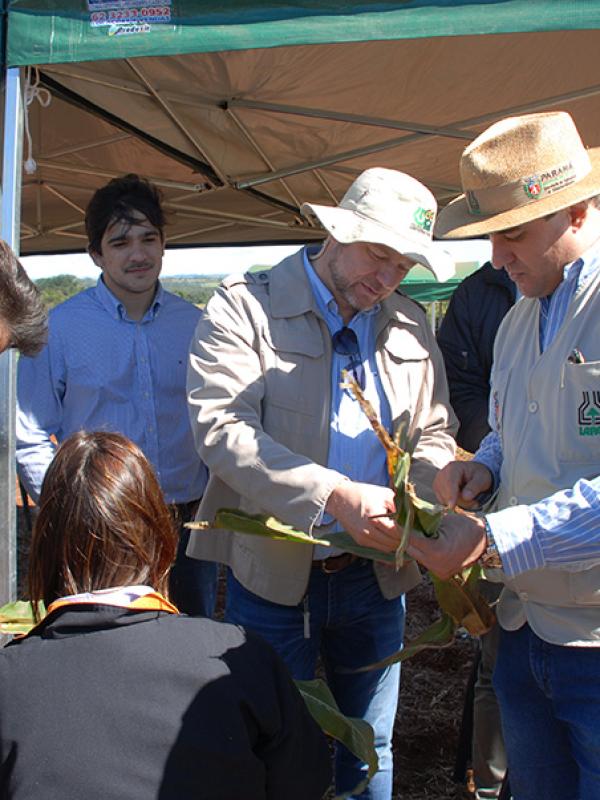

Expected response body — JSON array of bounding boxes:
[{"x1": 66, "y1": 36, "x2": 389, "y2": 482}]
[{"x1": 328, "y1": 253, "x2": 370, "y2": 314}]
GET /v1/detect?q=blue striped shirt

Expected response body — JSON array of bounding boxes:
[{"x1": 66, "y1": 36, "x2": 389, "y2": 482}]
[
  {"x1": 17, "y1": 278, "x2": 207, "y2": 504},
  {"x1": 475, "y1": 249, "x2": 600, "y2": 577},
  {"x1": 302, "y1": 248, "x2": 392, "y2": 553}
]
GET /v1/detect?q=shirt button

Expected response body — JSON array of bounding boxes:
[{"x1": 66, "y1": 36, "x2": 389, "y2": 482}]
[
  {"x1": 528, "y1": 401, "x2": 538, "y2": 413},
  {"x1": 509, "y1": 496, "x2": 518, "y2": 506},
  {"x1": 144, "y1": 392, "x2": 150, "y2": 399}
]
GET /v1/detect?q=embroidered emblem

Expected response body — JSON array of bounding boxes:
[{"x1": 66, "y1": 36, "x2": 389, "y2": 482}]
[
  {"x1": 412, "y1": 207, "x2": 434, "y2": 233},
  {"x1": 523, "y1": 176, "x2": 542, "y2": 199},
  {"x1": 578, "y1": 390, "x2": 600, "y2": 436}
]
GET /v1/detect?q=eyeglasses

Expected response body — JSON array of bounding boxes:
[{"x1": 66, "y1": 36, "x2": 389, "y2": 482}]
[{"x1": 332, "y1": 326, "x2": 365, "y2": 390}]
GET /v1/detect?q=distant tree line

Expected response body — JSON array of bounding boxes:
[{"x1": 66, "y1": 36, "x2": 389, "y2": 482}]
[{"x1": 34, "y1": 274, "x2": 221, "y2": 309}]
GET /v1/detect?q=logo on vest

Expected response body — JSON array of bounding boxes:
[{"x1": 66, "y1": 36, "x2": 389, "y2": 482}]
[{"x1": 578, "y1": 391, "x2": 600, "y2": 436}]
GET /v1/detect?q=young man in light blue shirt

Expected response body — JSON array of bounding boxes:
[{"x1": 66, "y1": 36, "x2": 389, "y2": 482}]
[{"x1": 17, "y1": 174, "x2": 215, "y2": 616}]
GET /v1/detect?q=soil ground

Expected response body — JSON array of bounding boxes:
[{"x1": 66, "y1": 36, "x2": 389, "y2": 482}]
[
  {"x1": 17, "y1": 508, "x2": 476, "y2": 800},
  {"x1": 395, "y1": 574, "x2": 476, "y2": 799}
]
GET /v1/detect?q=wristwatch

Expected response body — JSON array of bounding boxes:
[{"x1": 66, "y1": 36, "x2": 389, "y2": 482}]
[{"x1": 480, "y1": 519, "x2": 503, "y2": 569}]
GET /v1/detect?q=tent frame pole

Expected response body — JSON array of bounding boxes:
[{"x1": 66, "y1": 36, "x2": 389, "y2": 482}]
[{"x1": 0, "y1": 66, "x2": 24, "y2": 607}]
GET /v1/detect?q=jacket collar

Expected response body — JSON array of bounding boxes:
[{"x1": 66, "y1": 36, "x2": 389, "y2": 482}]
[
  {"x1": 269, "y1": 247, "x2": 321, "y2": 319},
  {"x1": 11, "y1": 604, "x2": 168, "y2": 643}
]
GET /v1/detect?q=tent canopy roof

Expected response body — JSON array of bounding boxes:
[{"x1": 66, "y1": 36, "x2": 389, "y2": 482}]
[{"x1": 7, "y1": 2, "x2": 600, "y2": 272}]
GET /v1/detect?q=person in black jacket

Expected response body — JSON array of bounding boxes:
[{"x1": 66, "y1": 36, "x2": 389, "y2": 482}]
[
  {"x1": 437, "y1": 261, "x2": 516, "y2": 800},
  {"x1": 0, "y1": 431, "x2": 332, "y2": 800},
  {"x1": 437, "y1": 261, "x2": 516, "y2": 453}
]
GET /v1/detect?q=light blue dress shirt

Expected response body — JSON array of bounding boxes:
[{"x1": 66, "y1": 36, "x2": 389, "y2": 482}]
[
  {"x1": 302, "y1": 249, "x2": 392, "y2": 554},
  {"x1": 475, "y1": 249, "x2": 600, "y2": 577},
  {"x1": 17, "y1": 278, "x2": 207, "y2": 504}
]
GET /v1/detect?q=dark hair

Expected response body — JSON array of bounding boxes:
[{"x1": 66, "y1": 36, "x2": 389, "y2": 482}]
[
  {"x1": 85, "y1": 174, "x2": 166, "y2": 254},
  {"x1": 0, "y1": 241, "x2": 47, "y2": 356},
  {"x1": 28, "y1": 431, "x2": 177, "y2": 619}
]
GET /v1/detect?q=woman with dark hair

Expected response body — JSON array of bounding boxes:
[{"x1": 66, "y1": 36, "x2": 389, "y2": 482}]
[{"x1": 0, "y1": 432, "x2": 331, "y2": 800}]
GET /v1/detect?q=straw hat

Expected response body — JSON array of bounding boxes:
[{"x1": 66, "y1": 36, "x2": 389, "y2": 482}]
[
  {"x1": 301, "y1": 167, "x2": 454, "y2": 281},
  {"x1": 435, "y1": 111, "x2": 600, "y2": 239}
]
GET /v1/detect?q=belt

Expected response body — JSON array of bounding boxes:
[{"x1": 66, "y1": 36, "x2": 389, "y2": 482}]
[{"x1": 312, "y1": 552, "x2": 357, "y2": 574}]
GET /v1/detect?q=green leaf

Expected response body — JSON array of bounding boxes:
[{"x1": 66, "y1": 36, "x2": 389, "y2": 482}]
[
  {"x1": 296, "y1": 677, "x2": 378, "y2": 796},
  {"x1": 320, "y1": 531, "x2": 395, "y2": 565},
  {"x1": 350, "y1": 613, "x2": 456, "y2": 673},
  {"x1": 0, "y1": 600, "x2": 43, "y2": 636},
  {"x1": 187, "y1": 509, "x2": 331, "y2": 546},
  {"x1": 392, "y1": 450, "x2": 411, "y2": 491},
  {"x1": 189, "y1": 511, "x2": 398, "y2": 565}
]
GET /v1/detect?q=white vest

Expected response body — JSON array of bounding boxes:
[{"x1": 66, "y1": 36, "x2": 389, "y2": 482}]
[{"x1": 491, "y1": 267, "x2": 600, "y2": 645}]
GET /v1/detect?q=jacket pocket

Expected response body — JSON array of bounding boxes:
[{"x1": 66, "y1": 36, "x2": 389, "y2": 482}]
[{"x1": 261, "y1": 317, "x2": 324, "y2": 416}]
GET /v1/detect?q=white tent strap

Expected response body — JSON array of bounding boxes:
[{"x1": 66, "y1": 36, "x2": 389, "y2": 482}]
[{"x1": 23, "y1": 67, "x2": 52, "y2": 175}]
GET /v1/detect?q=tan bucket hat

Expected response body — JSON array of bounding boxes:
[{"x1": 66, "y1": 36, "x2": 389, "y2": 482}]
[
  {"x1": 435, "y1": 111, "x2": 600, "y2": 239},
  {"x1": 301, "y1": 167, "x2": 454, "y2": 281}
]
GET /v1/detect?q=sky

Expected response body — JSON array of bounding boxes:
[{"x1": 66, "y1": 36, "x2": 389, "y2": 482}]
[{"x1": 21, "y1": 239, "x2": 492, "y2": 281}]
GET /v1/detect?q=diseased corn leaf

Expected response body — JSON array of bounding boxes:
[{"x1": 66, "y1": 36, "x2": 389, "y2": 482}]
[
  {"x1": 346, "y1": 376, "x2": 494, "y2": 639},
  {"x1": 296, "y1": 677, "x2": 378, "y2": 796},
  {"x1": 187, "y1": 509, "x2": 331, "y2": 546},
  {"x1": 0, "y1": 600, "x2": 42, "y2": 635},
  {"x1": 342, "y1": 371, "x2": 398, "y2": 478},
  {"x1": 430, "y1": 571, "x2": 495, "y2": 636},
  {"x1": 350, "y1": 613, "x2": 456, "y2": 673}
]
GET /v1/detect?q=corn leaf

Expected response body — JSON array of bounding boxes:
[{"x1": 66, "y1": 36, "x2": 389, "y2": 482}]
[
  {"x1": 430, "y1": 569, "x2": 495, "y2": 636},
  {"x1": 296, "y1": 677, "x2": 378, "y2": 798},
  {"x1": 350, "y1": 613, "x2": 456, "y2": 673},
  {"x1": 0, "y1": 600, "x2": 42, "y2": 636},
  {"x1": 190, "y1": 513, "x2": 397, "y2": 565},
  {"x1": 187, "y1": 509, "x2": 331, "y2": 546},
  {"x1": 320, "y1": 531, "x2": 395, "y2": 564}
]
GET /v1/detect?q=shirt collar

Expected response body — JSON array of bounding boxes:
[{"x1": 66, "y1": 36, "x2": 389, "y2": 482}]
[{"x1": 95, "y1": 276, "x2": 163, "y2": 321}]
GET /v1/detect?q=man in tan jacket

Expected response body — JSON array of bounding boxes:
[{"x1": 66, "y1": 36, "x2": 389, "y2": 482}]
[
  {"x1": 408, "y1": 112, "x2": 600, "y2": 800},
  {"x1": 187, "y1": 168, "x2": 456, "y2": 799}
]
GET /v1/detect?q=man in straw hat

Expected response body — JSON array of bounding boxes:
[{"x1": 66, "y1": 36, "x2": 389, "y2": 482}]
[
  {"x1": 187, "y1": 167, "x2": 457, "y2": 798},
  {"x1": 408, "y1": 111, "x2": 600, "y2": 800}
]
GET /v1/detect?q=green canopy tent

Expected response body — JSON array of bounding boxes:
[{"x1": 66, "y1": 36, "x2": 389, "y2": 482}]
[{"x1": 2, "y1": 0, "x2": 600, "y2": 602}]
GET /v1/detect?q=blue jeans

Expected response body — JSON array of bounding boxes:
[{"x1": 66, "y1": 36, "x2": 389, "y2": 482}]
[
  {"x1": 493, "y1": 623, "x2": 600, "y2": 800},
  {"x1": 225, "y1": 560, "x2": 405, "y2": 800},
  {"x1": 169, "y1": 526, "x2": 217, "y2": 617}
]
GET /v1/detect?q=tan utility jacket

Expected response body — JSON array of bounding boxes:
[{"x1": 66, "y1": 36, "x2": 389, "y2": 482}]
[{"x1": 187, "y1": 249, "x2": 457, "y2": 605}]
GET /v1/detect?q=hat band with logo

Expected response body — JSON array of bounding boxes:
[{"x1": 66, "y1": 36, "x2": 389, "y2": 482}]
[{"x1": 465, "y1": 151, "x2": 592, "y2": 217}]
